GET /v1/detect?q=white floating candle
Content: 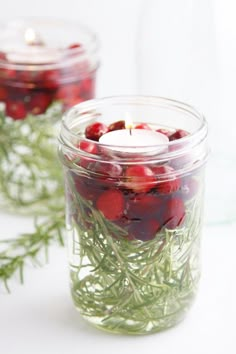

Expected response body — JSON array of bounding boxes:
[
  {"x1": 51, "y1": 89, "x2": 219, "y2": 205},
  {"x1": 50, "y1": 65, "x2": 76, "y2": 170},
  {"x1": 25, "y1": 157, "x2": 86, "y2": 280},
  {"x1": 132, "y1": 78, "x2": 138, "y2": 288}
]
[
  {"x1": 99, "y1": 128, "x2": 169, "y2": 154},
  {"x1": 6, "y1": 28, "x2": 62, "y2": 64}
]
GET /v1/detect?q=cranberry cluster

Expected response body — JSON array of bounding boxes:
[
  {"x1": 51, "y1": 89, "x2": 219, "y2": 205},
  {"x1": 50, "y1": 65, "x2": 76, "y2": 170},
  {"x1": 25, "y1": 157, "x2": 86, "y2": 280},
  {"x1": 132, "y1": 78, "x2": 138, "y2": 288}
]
[
  {"x1": 0, "y1": 45, "x2": 95, "y2": 120},
  {"x1": 71, "y1": 121, "x2": 198, "y2": 242}
]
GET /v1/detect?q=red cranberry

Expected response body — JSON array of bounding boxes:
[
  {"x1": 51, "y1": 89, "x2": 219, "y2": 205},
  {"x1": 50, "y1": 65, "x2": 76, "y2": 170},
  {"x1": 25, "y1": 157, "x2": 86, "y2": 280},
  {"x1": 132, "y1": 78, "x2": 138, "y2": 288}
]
[
  {"x1": 0, "y1": 52, "x2": 6, "y2": 61},
  {"x1": 94, "y1": 161, "x2": 123, "y2": 178},
  {"x1": 180, "y1": 177, "x2": 199, "y2": 201},
  {"x1": 73, "y1": 174, "x2": 101, "y2": 202},
  {"x1": 127, "y1": 194, "x2": 162, "y2": 218},
  {"x1": 156, "y1": 128, "x2": 172, "y2": 138},
  {"x1": 152, "y1": 165, "x2": 181, "y2": 194},
  {"x1": 128, "y1": 219, "x2": 161, "y2": 241},
  {"x1": 79, "y1": 78, "x2": 94, "y2": 99},
  {"x1": 56, "y1": 84, "x2": 81, "y2": 101},
  {"x1": 125, "y1": 165, "x2": 156, "y2": 193},
  {"x1": 6, "y1": 100, "x2": 26, "y2": 120},
  {"x1": 68, "y1": 43, "x2": 82, "y2": 50},
  {"x1": 41, "y1": 70, "x2": 60, "y2": 89},
  {"x1": 64, "y1": 97, "x2": 84, "y2": 110},
  {"x1": 28, "y1": 92, "x2": 52, "y2": 115},
  {"x1": 162, "y1": 197, "x2": 185, "y2": 229},
  {"x1": 169, "y1": 129, "x2": 189, "y2": 141},
  {"x1": 85, "y1": 122, "x2": 109, "y2": 141},
  {"x1": 0, "y1": 68, "x2": 16, "y2": 80},
  {"x1": 79, "y1": 140, "x2": 99, "y2": 169},
  {"x1": 135, "y1": 123, "x2": 152, "y2": 130},
  {"x1": 80, "y1": 140, "x2": 98, "y2": 154},
  {"x1": 0, "y1": 87, "x2": 7, "y2": 100},
  {"x1": 108, "y1": 120, "x2": 125, "y2": 131},
  {"x1": 96, "y1": 189, "x2": 125, "y2": 220}
]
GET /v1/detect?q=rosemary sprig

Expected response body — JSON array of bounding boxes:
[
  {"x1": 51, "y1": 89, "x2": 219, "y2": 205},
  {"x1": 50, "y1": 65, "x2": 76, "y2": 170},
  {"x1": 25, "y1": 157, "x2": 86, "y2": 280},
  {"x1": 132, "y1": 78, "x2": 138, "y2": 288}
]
[
  {"x1": 68, "y1": 175, "x2": 202, "y2": 334},
  {"x1": 0, "y1": 102, "x2": 66, "y2": 289},
  {"x1": 0, "y1": 209, "x2": 65, "y2": 292},
  {"x1": 0, "y1": 102, "x2": 64, "y2": 214}
]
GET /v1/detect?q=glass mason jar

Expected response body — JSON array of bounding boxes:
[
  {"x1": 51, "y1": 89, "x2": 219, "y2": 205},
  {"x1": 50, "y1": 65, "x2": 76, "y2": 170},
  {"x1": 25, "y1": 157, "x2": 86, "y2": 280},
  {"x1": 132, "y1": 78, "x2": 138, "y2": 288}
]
[
  {"x1": 58, "y1": 96, "x2": 209, "y2": 335},
  {"x1": 0, "y1": 18, "x2": 99, "y2": 214}
]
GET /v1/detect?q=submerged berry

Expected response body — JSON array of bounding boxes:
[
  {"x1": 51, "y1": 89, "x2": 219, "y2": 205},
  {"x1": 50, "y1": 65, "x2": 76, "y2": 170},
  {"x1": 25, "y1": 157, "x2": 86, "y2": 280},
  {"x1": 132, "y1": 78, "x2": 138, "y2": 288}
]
[
  {"x1": 128, "y1": 219, "x2": 161, "y2": 241},
  {"x1": 80, "y1": 140, "x2": 98, "y2": 155},
  {"x1": 6, "y1": 100, "x2": 26, "y2": 120},
  {"x1": 162, "y1": 197, "x2": 185, "y2": 229},
  {"x1": 153, "y1": 165, "x2": 181, "y2": 194},
  {"x1": 127, "y1": 194, "x2": 162, "y2": 218},
  {"x1": 96, "y1": 189, "x2": 125, "y2": 220},
  {"x1": 125, "y1": 165, "x2": 156, "y2": 193},
  {"x1": 180, "y1": 177, "x2": 199, "y2": 201},
  {"x1": 28, "y1": 93, "x2": 52, "y2": 115}
]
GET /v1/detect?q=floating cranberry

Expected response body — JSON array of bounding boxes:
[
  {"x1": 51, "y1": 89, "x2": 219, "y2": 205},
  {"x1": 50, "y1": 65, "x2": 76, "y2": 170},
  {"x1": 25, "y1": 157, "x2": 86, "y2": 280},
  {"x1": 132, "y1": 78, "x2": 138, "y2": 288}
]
[
  {"x1": 108, "y1": 120, "x2": 125, "y2": 131},
  {"x1": 152, "y1": 165, "x2": 181, "y2": 194},
  {"x1": 125, "y1": 165, "x2": 156, "y2": 193},
  {"x1": 28, "y1": 92, "x2": 52, "y2": 115},
  {"x1": 128, "y1": 219, "x2": 160, "y2": 241},
  {"x1": 127, "y1": 194, "x2": 162, "y2": 218},
  {"x1": 180, "y1": 177, "x2": 198, "y2": 201},
  {"x1": 135, "y1": 123, "x2": 151, "y2": 130},
  {"x1": 68, "y1": 43, "x2": 82, "y2": 50},
  {"x1": 96, "y1": 189, "x2": 125, "y2": 220},
  {"x1": 156, "y1": 128, "x2": 172, "y2": 138},
  {"x1": 6, "y1": 100, "x2": 26, "y2": 120},
  {"x1": 169, "y1": 129, "x2": 189, "y2": 141},
  {"x1": 162, "y1": 197, "x2": 185, "y2": 229},
  {"x1": 85, "y1": 122, "x2": 109, "y2": 141}
]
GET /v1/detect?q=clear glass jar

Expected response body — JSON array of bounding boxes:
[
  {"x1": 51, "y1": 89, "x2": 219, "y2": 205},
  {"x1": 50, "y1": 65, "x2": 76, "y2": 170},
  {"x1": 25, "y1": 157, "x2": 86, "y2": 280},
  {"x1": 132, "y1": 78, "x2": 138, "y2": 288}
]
[
  {"x1": 0, "y1": 18, "x2": 99, "y2": 213},
  {"x1": 58, "y1": 96, "x2": 209, "y2": 335}
]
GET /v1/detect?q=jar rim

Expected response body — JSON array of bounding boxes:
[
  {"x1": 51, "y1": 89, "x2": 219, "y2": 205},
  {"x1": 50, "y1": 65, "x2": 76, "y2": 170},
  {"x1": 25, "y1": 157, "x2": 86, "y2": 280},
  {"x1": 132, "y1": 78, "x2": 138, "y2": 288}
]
[
  {"x1": 59, "y1": 95, "x2": 209, "y2": 174},
  {"x1": 61, "y1": 95, "x2": 207, "y2": 145},
  {"x1": 0, "y1": 17, "x2": 99, "y2": 71}
]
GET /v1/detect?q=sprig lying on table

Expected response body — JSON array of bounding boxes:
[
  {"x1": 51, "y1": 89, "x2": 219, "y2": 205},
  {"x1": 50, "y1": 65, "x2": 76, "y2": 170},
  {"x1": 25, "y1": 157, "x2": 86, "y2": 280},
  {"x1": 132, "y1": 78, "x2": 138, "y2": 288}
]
[{"x1": 0, "y1": 210, "x2": 65, "y2": 292}]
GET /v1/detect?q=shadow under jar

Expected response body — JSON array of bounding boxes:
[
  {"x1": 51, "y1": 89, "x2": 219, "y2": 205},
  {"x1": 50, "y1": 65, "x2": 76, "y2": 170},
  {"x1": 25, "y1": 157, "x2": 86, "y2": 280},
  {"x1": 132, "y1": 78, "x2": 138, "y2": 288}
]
[
  {"x1": 58, "y1": 96, "x2": 209, "y2": 335},
  {"x1": 0, "y1": 18, "x2": 99, "y2": 213}
]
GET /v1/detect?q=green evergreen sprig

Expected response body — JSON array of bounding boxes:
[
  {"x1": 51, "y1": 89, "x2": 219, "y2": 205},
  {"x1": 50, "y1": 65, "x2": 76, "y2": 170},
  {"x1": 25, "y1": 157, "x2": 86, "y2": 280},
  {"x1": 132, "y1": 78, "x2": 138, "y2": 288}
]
[
  {"x1": 0, "y1": 102, "x2": 66, "y2": 290},
  {"x1": 0, "y1": 102, "x2": 64, "y2": 214},
  {"x1": 0, "y1": 210, "x2": 65, "y2": 292},
  {"x1": 68, "y1": 174, "x2": 202, "y2": 334}
]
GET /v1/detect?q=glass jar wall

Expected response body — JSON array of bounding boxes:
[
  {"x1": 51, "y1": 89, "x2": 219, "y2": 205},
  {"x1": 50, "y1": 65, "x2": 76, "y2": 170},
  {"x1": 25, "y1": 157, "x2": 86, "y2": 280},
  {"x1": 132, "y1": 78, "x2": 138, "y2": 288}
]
[
  {"x1": 58, "y1": 96, "x2": 209, "y2": 335},
  {"x1": 0, "y1": 18, "x2": 99, "y2": 214}
]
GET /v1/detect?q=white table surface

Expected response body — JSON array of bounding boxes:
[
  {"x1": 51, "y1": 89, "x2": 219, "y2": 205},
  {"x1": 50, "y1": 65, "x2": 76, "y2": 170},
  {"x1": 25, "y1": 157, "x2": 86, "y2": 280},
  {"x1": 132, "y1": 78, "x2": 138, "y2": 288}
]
[{"x1": 0, "y1": 213, "x2": 235, "y2": 354}]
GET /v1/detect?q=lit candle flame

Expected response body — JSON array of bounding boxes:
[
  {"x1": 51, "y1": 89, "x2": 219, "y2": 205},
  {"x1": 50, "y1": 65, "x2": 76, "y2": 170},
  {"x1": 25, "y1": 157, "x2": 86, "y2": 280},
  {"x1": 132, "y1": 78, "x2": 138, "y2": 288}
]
[
  {"x1": 24, "y1": 28, "x2": 44, "y2": 46},
  {"x1": 125, "y1": 113, "x2": 133, "y2": 136}
]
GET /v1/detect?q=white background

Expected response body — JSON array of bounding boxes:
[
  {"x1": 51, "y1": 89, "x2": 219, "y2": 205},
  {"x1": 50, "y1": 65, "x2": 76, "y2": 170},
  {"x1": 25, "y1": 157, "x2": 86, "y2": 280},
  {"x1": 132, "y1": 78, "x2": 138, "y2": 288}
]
[{"x1": 0, "y1": 1, "x2": 236, "y2": 353}]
